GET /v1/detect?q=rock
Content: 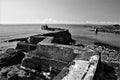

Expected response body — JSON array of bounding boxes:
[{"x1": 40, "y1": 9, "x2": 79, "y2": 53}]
[
  {"x1": 5, "y1": 48, "x2": 16, "y2": 55},
  {"x1": 0, "y1": 49, "x2": 25, "y2": 67}
]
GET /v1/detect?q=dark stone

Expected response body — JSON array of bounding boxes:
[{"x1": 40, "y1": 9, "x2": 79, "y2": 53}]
[
  {"x1": 8, "y1": 75, "x2": 20, "y2": 80},
  {"x1": 6, "y1": 37, "x2": 28, "y2": 42},
  {"x1": 5, "y1": 48, "x2": 16, "y2": 55},
  {"x1": 28, "y1": 36, "x2": 45, "y2": 44},
  {"x1": 94, "y1": 42, "x2": 120, "y2": 51},
  {"x1": 0, "y1": 49, "x2": 25, "y2": 67}
]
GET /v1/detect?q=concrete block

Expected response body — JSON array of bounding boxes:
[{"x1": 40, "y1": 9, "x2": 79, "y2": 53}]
[
  {"x1": 34, "y1": 43, "x2": 77, "y2": 62},
  {"x1": 16, "y1": 42, "x2": 36, "y2": 52}
]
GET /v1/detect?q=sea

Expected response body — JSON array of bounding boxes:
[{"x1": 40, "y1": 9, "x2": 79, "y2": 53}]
[{"x1": 0, "y1": 24, "x2": 120, "y2": 47}]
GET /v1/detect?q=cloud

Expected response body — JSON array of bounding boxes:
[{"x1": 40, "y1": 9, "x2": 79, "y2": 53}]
[
  {"x1": 0, "y1": 18, "x2": 119, "y2": 25},
  {"x1": 39, "y1": 18, "x2": 120, "y2": 24},
  {"x1": 40, "y1": 18, "x2": 84, "y2": 24},
  {"x1": 85, "y1": 21, "x2": 120, "y2": 25}
]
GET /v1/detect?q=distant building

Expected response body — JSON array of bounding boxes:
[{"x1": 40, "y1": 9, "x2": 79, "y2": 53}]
[{"x1": 41, "y1": 24, "x2": 48, "y2": 30}]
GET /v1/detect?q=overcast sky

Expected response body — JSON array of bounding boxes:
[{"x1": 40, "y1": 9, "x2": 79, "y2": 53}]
[{"x1": 0, "y1": 0, "x2": 120, "y2": 24}]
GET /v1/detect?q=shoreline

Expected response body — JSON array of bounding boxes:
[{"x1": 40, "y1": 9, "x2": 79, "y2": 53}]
[
  {"x1": 72, "y1": 35, "x2": 120, "y2": 79},
  {"x1": 72, "y1": 35, "x2": 120, "y2": 49}
]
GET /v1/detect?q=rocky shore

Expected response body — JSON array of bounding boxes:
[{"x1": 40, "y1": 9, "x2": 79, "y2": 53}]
[
  {"x1": 89, "y1": 24, "x2": 120, "y2": 34},
  {"x1": 73, "y1": 35, "x2": 120, "y2": 80}
]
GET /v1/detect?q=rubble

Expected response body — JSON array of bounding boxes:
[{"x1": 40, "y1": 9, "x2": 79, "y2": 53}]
[{"x1": 0, "y1": 48, "x2": 25, "y2": 67}]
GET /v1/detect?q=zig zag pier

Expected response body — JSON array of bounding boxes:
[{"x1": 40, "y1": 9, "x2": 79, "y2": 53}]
[{"x1": 0, "y1": 25, "x2": 119, "y2": 80}]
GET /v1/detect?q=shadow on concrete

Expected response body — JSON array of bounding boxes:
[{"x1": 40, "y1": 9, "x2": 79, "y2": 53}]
[{"x1": 93, "y1": 62, "x2": 117, "y2": 80}]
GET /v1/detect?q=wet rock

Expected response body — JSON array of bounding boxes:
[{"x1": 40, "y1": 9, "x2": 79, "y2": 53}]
[{"x1": 0, "y1": 49, "x2": 25, "y2": 67}]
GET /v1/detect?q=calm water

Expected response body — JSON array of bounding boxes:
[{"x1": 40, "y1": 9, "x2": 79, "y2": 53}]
[{"x1": 0, "y1": 24, "x2": 120, "y2": 47}]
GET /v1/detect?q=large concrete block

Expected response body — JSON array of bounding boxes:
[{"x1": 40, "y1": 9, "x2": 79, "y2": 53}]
[
  {"x1": 16, "y1": 42, "x2": 37, "y2": 52},
  {"x1": 22, "y1": 56, "x2": 68, "y2": 71},
  {"x1": 29, "y1": 36, "x2": 45, "y2": 44},
  {"x1": 32, "y1": 43, "x2": 77, "y2": 62},
  {"x1": 41, "y1": 30, "x2": 74, "y2": 44},
  {"x1": 38, "y1": 37, "x2": 54, "y2": 44}
]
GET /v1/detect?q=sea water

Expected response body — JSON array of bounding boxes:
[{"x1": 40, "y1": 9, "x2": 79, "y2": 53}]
[{"x1": 0, "y1": 24, "x2": 120, "y2": 47}]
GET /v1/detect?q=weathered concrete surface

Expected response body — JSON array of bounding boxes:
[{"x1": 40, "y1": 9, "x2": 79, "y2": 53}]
[
  {"x1": 16, "y1": 42, "x2": 37, "y2": 52},
  {"x1": 28, "y1": 36, "x2": 45, "y2": 44},
  {"x1": 34, "y1": 43, "x2": 78, "y2": 62},
  {"x1": 62, "y1": 60, "x2": 89, "y2": 80},
  {"x1": 0, "y1": 26, "x2": 102, "y2": 80},
  {"x1": 84, "y1": 55, "x2": 99, "y2": 80},
  {"x1": 21, "y1": 42, "x2": 100, "y2": 80},
  {"x1": 0, "y1": 42, "x2": 18, "y2": 51},
  {"x1": 21, "y1": 43, "x2": 77, "y2": 71},
  {"x1": 38, "y1": 37, "x2": 54, "y2": 44},
  {"x1": 40, "y1": 29, "x2": 74, "y2": 45},
  {"x1": 22, "y1": 55, "x2": 68, "y2": 71},
  {"x1": 61, "y1": 55, "x2": 99, "y2": 80}
]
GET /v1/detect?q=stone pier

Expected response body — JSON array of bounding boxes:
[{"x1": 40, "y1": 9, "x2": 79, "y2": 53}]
[{"x1": 0, "y1": 25, "x2": 100, "y2": 80}]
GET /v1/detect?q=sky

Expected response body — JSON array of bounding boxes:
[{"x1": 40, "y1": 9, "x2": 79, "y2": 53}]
[{"x1": 0, "y1": 0, "x2": 120, "y2": 24}]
